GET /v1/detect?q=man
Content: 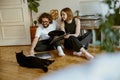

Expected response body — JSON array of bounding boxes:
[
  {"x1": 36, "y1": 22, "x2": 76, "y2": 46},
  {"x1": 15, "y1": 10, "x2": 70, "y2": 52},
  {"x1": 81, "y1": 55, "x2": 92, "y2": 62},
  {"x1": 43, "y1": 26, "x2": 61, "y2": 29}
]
[{"x1": 29, "y1": 13, "x2": 65, "y2": 56}]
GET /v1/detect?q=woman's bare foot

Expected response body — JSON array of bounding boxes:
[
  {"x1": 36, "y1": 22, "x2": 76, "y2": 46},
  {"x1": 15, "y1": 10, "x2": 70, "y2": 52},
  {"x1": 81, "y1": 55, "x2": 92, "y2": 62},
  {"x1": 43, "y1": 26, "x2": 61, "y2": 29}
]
[
  {"x1": 80, "y1": 47, "x2": 94, "y2": 60},
  {"x1": 84, "y1": 52, "x2": 94, "y2": 60},
  {"x1": 73, "y1": 51, "x2": 82, "y2": 56}
]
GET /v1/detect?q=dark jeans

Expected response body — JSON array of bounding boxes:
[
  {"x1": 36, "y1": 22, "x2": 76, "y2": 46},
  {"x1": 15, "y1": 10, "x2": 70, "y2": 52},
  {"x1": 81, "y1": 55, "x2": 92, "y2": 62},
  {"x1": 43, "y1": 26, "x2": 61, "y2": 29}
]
[
  {"x1": 64, "y1": 30, "x2": 92, "y2": 52},
  {"x1": 34, "y1": 38, "x2": 61, "y2": 52}
]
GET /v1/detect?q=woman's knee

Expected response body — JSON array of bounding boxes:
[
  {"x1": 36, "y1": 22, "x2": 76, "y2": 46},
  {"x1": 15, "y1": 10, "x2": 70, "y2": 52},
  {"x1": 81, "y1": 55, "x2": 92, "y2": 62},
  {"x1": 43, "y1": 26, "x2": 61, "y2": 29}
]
[
  {"x1": 68, "y1": 36, "x2": 76, "y2": 41},
  {"x1": 69, "y1": 36, "x2": 76, "y2": 39}
]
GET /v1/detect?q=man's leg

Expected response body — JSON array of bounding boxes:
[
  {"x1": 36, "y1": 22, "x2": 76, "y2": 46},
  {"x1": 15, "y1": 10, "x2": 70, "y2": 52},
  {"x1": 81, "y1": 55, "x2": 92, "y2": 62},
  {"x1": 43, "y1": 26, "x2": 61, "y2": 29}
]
[{"x1": 34, "y1": 39, "x2": 50, "y2": 52}]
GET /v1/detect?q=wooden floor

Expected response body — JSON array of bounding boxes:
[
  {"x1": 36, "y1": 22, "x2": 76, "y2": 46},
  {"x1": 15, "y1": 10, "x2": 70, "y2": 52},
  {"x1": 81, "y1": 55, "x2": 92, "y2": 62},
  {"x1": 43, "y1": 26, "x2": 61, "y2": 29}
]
[{"x1": 0, "y1": 45, "x2": 102, "y2": 80}]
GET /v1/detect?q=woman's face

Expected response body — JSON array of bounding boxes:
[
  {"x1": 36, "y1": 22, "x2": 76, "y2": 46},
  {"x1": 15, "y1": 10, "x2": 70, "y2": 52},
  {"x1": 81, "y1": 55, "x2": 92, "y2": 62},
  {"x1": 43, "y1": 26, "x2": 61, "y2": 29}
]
[
  {"x1": 61, "y1": 11, "x2": 67, "y2": 21},
  {"x1": 41, "y1": 18, "x2": 50, "y2": 28}
]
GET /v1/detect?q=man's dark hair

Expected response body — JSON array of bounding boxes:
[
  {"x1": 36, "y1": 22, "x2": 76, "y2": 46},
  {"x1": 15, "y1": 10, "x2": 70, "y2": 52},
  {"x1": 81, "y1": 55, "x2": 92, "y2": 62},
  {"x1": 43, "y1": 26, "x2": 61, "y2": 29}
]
[{"x1": 38, "y1": 12, "x2": 53, "y2": 24}]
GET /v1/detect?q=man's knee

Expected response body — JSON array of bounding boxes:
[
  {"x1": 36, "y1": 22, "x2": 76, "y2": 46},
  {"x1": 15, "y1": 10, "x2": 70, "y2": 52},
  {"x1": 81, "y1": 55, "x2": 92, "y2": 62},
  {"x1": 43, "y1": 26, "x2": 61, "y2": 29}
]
[{"x1": 34, "y1": 47, "x2": 40, "y2": 52}]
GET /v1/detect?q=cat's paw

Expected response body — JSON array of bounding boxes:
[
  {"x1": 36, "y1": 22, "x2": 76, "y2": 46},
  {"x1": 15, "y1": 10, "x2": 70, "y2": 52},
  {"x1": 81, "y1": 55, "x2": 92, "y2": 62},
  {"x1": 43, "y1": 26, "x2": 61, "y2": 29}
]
[
  {"x1": 49, "y1": 60, "x2": 55, "y2": 64},
  {"x1": 42, "y1": 67, "x2": 48, "y2": 72},
  {"x1": 43, "y1": 60, "x2": 55, "y2": 66}
]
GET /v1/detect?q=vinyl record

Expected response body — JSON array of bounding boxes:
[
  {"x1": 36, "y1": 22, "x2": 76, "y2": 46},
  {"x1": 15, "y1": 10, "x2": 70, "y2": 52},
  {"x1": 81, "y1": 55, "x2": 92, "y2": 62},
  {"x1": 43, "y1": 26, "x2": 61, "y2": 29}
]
[{"x1": 48, "y1": 30, "x2": 65, "y2": 37}]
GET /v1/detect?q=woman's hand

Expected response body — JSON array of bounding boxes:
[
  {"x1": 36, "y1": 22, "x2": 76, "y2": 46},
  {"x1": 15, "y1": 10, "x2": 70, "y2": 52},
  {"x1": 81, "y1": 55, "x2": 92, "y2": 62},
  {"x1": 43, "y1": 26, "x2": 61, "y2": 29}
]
[{"x1": 64, "y1": 34, "x2": 70, "y2": 39}]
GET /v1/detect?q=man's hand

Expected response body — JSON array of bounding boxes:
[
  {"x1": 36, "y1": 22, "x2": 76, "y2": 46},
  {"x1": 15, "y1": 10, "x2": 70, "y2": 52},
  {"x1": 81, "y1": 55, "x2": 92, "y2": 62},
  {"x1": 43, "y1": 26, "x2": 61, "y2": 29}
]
[{"x1": 29, "y1": 49, "x2": 35, "y2": 56}]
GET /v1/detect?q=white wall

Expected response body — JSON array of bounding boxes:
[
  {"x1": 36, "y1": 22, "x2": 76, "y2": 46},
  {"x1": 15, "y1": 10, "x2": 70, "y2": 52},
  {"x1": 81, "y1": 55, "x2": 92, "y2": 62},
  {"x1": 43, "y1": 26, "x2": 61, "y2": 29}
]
[
  {"x1": 32, "y1": 0, "x2": 107, "y2": 21},
  {"x1": 32, "y1": 0, "x2": 80, "y2": 21},
  {"x1": 79, "y1": 0, "x2": 108, "y2": 16}
]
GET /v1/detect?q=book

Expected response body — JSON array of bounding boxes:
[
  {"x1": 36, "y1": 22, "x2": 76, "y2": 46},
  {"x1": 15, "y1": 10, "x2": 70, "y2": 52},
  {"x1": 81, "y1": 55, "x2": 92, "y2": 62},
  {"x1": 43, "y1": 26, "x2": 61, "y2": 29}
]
[{"x1": 34, "y1": 52, "x2": 52, "y2": 59}]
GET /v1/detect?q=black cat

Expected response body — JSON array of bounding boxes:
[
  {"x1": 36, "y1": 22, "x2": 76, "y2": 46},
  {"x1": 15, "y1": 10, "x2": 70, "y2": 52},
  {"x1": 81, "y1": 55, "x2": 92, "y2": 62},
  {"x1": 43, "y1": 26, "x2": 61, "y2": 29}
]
[{"x1": 15, "y1": 51, "x2": 54, "y2": 72}]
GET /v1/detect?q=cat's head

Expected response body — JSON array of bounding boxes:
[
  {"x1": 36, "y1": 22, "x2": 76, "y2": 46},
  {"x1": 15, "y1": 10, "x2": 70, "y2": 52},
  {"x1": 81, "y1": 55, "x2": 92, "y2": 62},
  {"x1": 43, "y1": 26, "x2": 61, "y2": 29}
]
[
  {"x1": 15, "y1": 50, "x2": 26, "y2": 58},
  {"x1": 15, "y1": 50, "x2": 26, "y2": 66},
  {"x1": 16, "y1": 50, "x2": 23, "y2": 55}
]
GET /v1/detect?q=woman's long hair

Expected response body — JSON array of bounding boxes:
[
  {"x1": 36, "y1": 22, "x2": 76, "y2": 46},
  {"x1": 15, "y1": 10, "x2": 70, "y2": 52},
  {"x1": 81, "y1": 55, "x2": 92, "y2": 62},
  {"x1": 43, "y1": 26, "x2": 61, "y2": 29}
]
[{"x1": 60, "y1": 7, "x2": 74, "y2": 21}]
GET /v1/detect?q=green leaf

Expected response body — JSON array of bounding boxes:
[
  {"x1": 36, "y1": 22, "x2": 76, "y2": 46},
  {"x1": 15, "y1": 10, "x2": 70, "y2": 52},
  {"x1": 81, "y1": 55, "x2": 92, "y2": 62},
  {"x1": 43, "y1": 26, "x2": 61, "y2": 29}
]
[
  {"x1": 27, "y1": 0, "x2": 40, "y2": 13},
  {"x1": 99, "y1": 0, "x2": 120, "y2": 52}
]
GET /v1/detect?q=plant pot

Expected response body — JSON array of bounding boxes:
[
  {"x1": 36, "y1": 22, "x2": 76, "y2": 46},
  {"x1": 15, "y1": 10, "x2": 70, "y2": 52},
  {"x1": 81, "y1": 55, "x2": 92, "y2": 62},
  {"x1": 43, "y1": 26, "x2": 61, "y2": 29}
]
[{"x1": 30, "y1": 26, "x2": 38, "y2": 43}]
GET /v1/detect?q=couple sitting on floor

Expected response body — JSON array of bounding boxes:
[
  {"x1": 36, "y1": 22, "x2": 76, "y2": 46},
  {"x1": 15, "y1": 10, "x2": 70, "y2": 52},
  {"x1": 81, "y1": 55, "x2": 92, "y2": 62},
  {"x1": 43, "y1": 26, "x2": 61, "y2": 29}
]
[{"x1": 29, "y1": 7, "x2": 94, "y2": 60}]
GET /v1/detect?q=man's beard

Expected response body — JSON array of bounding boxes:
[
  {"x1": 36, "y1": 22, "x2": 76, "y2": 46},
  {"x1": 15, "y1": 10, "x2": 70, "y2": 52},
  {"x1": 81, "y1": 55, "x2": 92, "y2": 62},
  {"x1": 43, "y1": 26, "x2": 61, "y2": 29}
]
[{"x1": 43, "y1": 24, "x2": 49, "y2": 28}]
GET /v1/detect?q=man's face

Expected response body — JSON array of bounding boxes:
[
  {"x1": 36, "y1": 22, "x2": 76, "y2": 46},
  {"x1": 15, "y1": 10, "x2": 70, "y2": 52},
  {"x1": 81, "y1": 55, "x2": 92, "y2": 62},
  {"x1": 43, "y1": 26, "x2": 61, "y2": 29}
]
[{"x1": 42, "y1": 18, "x2": 50, "y2": 28}]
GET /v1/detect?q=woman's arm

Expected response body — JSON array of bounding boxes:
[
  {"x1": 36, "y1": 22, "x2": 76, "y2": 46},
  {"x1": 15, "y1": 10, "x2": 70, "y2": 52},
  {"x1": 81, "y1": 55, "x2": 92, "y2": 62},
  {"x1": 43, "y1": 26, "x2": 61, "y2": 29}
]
[
  {"x1": 70, "y1": 18, "x2": 80, "y2": 37},
  {"x1": 60, "y1": 21, "x2": 70, "y2": 39},
  {"x1": 60, "y1": 21, "x2": 65, "y2": 32}
]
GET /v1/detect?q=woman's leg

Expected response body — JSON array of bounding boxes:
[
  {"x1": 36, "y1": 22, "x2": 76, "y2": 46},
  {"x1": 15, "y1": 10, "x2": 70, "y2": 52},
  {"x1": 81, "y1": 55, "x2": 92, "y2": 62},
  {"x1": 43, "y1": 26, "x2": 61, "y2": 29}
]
[
  {"x1": 80, "y1": 47, "x2": 94, "y2": 60},
  {"x1": 78, "y1": 31, "x2": 94, "y2": 59},
  {"x1": 64, "y1": 39, "x2": 73, "y2": 50},
  {"x1": 65, "y1": 35, "x2": 94, "y2": 60},
  {"x1": 78, "y1": 30, "x2": 92, "y2": 49},
  {"x1": 66, "y1": 36, "x2": 83, "y2": 52}
]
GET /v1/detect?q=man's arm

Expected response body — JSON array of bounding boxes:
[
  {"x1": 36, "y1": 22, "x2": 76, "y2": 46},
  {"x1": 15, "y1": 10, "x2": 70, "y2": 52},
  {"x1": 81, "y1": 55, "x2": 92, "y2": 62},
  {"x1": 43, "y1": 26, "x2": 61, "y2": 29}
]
[{"x1": 30, "y1": 37, "x2": 39, "y2": 55}]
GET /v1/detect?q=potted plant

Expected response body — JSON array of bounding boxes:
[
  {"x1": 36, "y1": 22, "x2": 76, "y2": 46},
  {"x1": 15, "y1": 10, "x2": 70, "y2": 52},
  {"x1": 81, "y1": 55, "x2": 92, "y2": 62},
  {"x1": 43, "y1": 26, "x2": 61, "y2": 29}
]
[
  {"x1": 27, "y1": 0, "x2": 40, "y2": 42},
  {"x1": 99, "y1": 0, "x2": 120, "y2": 52},
  {"x1": 27, "y1": 0, "x2": 40, "y2": 26},
  {"x1": 75, "y1": 10, "x2": 80, "y2": 16},
  {"x1": 30, "y1": 20, "x2": 38, "y2": 42},
  {"x1": 33, "y1": 20, "x2": 38, "y2": 27}
]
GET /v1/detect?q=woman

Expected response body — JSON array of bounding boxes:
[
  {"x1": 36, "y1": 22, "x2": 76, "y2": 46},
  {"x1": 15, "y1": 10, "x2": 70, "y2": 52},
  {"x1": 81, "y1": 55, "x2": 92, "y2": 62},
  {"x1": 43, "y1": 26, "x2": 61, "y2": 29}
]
[
  {"x1": 60, "y1": 7, "x2": 94, "y2": 60},
  {"x1": 29, "y1": 12, "x2": 65, "y2": 56}
]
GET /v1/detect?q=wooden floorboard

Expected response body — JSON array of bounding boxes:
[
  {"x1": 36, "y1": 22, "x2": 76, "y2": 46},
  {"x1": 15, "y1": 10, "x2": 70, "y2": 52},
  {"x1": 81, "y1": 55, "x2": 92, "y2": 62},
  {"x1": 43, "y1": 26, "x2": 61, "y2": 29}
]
[{"x1": 0, "y1": 45, "x2": 103, "y2": 80}]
